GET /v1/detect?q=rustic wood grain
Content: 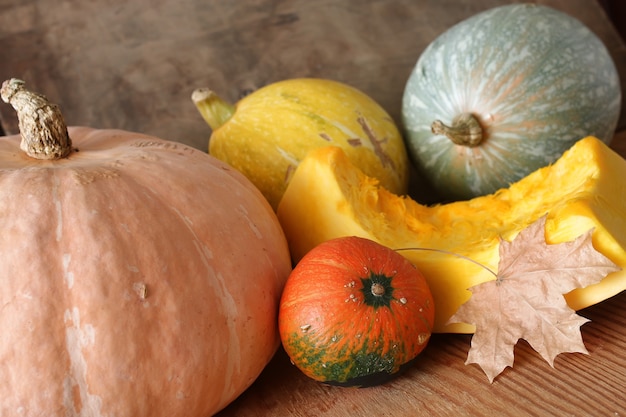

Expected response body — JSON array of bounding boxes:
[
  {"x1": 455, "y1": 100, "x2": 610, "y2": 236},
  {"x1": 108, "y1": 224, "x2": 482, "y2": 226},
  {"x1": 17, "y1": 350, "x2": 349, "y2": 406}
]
[
  {"x1": 217, "y1": 290, "x2": 626, "y2": 417},
  {"x1": 1, "y1": 0, "x2": 625, "y2": 150},
  {"x1": 1, "y1": 1, "x2": 626, "y2": 416}
]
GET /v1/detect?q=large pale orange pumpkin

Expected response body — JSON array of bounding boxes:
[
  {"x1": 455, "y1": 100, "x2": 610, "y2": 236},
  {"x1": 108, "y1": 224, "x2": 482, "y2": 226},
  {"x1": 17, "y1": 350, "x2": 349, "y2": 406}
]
[{"x1": 0, "y1": 79, "x2": 292, "y2": 416}]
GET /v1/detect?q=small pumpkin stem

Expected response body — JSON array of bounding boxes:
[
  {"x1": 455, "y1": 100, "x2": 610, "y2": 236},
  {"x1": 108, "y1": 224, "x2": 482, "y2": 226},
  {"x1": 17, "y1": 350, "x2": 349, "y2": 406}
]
[
  {"x1": 1, "y1": 78, "x2": 72, "y2": 160},
  {"x1": 371, "y1": 283, "x2": 386, "y2": 297},
  {"x1": 431, "y1": 113, "x2": 484, "y2": 147},
  {"x1": 191, "y1": 88, "x2": 235, "y2": 131}
]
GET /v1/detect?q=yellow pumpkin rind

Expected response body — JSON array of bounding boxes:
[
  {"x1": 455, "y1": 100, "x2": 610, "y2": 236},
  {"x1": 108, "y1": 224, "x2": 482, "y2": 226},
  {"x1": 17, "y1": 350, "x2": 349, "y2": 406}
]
[{"x1": 277, "y1": 136, "x2": 626, "y2": 333}]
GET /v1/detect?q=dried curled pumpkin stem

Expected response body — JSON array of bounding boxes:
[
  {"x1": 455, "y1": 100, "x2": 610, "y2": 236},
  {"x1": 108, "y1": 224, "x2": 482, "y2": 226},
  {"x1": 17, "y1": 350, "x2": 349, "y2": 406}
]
[
  {"x1": 1, "y1": 78, "x2": 72, "y2": 160},
  {"x1": 431, "y1": 113, "x2": 484, "y2": 147}
]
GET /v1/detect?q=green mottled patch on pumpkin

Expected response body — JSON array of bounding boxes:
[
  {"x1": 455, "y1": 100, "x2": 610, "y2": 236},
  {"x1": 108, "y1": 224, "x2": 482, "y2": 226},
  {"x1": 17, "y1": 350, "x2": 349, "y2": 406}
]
[{"x1": 284, "y1": 331, "x2": 404, "y2": 384}]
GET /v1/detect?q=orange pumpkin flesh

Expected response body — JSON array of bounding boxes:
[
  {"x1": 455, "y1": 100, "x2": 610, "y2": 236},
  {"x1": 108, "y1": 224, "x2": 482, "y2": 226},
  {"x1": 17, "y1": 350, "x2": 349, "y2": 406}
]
[
  {"x1": 278, "y1": 236, "x2": 435, "y2": 387},
  {"x1": 0, "y1": 80, "x2": 292, "y2": 416}
]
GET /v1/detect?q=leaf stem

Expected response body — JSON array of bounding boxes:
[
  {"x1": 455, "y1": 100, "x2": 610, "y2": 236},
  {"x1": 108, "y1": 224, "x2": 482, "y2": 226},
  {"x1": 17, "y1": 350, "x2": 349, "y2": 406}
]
[{"x1": 394, "y1": 247, "x2": 498, "y2": 278}]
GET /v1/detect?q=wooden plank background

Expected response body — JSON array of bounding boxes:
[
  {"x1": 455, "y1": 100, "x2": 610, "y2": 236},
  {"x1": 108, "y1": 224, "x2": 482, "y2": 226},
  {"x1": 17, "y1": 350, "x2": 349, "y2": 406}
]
[
  {"x1": 1, "y1": 1, "x2": 626, "y2": 416},
  {"x1": 1, "y1": 0, "x2": 625, "y2": 149}
]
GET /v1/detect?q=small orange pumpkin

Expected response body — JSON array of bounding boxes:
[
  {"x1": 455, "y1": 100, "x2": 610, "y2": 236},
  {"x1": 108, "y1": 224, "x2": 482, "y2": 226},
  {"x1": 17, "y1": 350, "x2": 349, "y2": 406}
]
[
  {"x1": 278, "y1": 236, "x2": 435, "y2": 387},
  {"x1": 0, "y1": 79, "x2": 292, "y2": 416}
]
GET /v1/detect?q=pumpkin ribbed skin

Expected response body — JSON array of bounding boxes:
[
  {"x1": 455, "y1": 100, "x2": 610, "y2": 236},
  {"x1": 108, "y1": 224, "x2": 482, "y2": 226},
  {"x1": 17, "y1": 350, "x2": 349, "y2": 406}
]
[
  {"x1": 278, "y1": 236, "x2": 434, "y2": 386},
  {"x1": 402, "y1": 4, "x2": 621, "y2": 201},
  {"x1": 0, "y1": 127, "x2": 292, "y2": 416},
  {"x1": 276, "y1": 137, "x2": 626, "y2": 333}
]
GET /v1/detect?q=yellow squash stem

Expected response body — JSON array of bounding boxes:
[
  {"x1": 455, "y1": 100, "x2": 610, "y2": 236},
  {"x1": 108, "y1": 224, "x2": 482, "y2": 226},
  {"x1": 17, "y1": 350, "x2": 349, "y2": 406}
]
[
  {"x1": 276, "y1": 137, "x2": 626, "y2": 333},
  {"x1": 191, "y1": 88, "x2": 235, "y2": 132}
]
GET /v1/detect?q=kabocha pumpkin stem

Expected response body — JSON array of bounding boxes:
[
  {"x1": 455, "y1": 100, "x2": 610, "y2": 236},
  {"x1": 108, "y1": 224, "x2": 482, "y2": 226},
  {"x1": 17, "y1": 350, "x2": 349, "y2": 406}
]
[
  {"x1": 191, "y1": 88, "x2": 235, "y2": 131},
  {"x1": 371, "y1": 283, "x2": 386, "y2": 297},
  {"x1": 431, "y1": 113, "x2": 484, "y2": 147},
  {"x1": 1, "y1": 78, "x2": 72, "y2": 160}
]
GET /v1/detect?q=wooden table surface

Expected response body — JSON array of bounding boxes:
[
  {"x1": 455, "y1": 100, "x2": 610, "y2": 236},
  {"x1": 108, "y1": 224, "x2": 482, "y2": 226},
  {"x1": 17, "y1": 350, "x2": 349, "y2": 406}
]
[
  {"x1": 219, "y1": 291, "x2": 626, "y2": 416},
  {"x1": 1, "y1": 1, "x2": 625, "y2": 416}
]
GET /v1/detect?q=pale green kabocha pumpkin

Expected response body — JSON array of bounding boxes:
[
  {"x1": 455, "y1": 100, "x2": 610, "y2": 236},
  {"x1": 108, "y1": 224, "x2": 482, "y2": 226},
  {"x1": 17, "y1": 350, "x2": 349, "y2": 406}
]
[{"x1": 402, "y1": 4, "x2": 621, "y2": 201}]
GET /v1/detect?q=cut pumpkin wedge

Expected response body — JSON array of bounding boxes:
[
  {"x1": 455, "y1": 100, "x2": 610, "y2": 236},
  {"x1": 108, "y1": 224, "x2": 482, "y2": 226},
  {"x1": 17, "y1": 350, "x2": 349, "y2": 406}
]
[{"x1": 277, "y1": 136, "x2": 626, "y2": 333}]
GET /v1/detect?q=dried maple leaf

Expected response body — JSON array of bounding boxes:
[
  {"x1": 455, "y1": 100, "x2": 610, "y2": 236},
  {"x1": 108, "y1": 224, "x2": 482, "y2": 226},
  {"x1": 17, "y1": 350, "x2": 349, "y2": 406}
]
[{"x1": 447, "y1": 216, "x2": 621, "y2": 383}]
